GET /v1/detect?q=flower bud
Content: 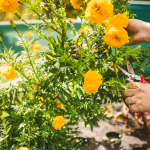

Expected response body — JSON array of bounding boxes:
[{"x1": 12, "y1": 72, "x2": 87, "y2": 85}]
[
  {"x1": 14, "y1": 10, "x2": 21, "y2": 19},
  {"x1": 47, "y1": 42, "x2": 52, "y2": 49},
  {"x1": 48, "y1": 35, "x2": 55, "y2": 44},
  {"x1": 10, "y1": 20, "x2": 16, "y2": 29},
  {"x1": 0, "y1": 37, "x2": 3, "y2": 43}
]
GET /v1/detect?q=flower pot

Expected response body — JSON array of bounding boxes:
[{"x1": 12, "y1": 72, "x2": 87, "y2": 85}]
[{"x1": 102, "y1": 132, "x2": 122, "y2": 149}]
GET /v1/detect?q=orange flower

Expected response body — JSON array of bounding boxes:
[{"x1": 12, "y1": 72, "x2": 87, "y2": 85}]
[
  {"x1": 0, "y1": 0, "x2": 20, "y2": 13},
  {"x1": 85, "y1": 0, "x2": 113, "y2": 24},
  {"x1": 105, "y1": 13, "x2": 128, "y2": 30},
  {"x1": 83, "y1": 70, "x2": 103, "y2": 94},
  {"x1": 70, "y1": 0, "x2": 83, "y2": 9},
  {"x1": 0, "y1": 66, "x2": 16, "y2": 80},
  {"x1": 104, "y1": 27, "x2": 128, "y2": 48},
  {"x1": 52, "y1": 116, "x2": 66, "y2": 130},
  {"x1": 31, "y1": 43, "x2": 41, "y2": 51}
]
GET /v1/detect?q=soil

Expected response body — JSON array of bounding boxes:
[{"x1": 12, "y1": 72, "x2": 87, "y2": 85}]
[{"x1": 75, "y1": 103, "x2": 150, "y2": 150}]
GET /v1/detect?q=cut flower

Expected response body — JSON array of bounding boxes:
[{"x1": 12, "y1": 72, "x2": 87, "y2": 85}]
[
  {"x1": 104, "y1": 27, "x2": 128, "y2": 48},
  {"x1": 83, "y1": 70, "x2": 103, "y2": 94},
  {"x1": 85, "y1": 0, "x2": 113, "y2": 24}
]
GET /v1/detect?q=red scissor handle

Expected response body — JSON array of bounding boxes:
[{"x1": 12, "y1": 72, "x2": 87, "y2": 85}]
[{"x1": 141, "y1": 75, "x2": 149, "y2": 84}]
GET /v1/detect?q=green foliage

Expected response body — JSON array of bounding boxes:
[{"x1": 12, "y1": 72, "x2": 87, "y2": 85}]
[{"x1": 0, "y1": 0, "x2": 150, "y2": 149}]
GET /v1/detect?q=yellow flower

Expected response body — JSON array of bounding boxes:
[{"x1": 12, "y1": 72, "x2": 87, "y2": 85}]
[
  {"x1": 68, "y1": 18, "x2": 73, "y2": 22},
  {"x1": 83, "y1": 70, "x2": 103, "y2": 94},
  {"x1": 31, "y1": 43, "x2": 41, "y2": 51},
  {"x1": 105, "y1": 13, "x2": 128, "y2": 30},
  {"x1": 83, "y1": 25, "x2": 92, "y2": 32},
  {"x1": 0, "y1": 66, "x2": 16, "y2": 80},
  {"x1": 94, "y1": 49, "x2": 99, "y2": 52},
  {"x1": 102, "y1": 49, "x2": 109, "y2": 56},
  {"x1": 104, "y1": 27, "x2": 128, "y2": 48},
  {"x1": 52, "y1": 116, "x2": 66, "y2": 130},
  {"x1": 55, "y1": 99, "x2": 66, "y2": 109},
  {"x1": 34, "y1": 85, "x2": 39, "y2": 90},
  {"x1": 70, "y1": 0, "x2": 83, "y2": 9},
  {"x1": 79, "y1": 28, "x2": 85, "y2": 34},
  {"x1": 39, "y1": 97, "x2": 51, "y2": 108},
  {"x1": 76, "y1": 50, "x2": 82, "y2": 58},
  {"x1": 26, "y1": 31, "x2": 33, "y2": 37},
  {"x1": 111, "y1": 62, "x2": 118, "y2": 72},
  {"x1": 48, "y1": 35, "x2": 53, "y2": 39},
  {"x1": 0, "y1": 0, "x2": 20, "y2": 13},
  {"x1": 79, "y1": 25, "x2": 92, "y2": 34},
  {"x1": 85, "y1": 0, "x2": 113, "y2": 24},
  {"x1": 18, "y1": 147, "x2": 29, "y2": 150},
  {"x1": 1, "y1": 111, "x2": 9, "y2": 120}
]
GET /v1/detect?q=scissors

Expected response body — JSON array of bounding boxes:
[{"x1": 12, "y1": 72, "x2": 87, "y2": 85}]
[{"x1": 116, "y1": 59, "x2": 149, "y2": 84}]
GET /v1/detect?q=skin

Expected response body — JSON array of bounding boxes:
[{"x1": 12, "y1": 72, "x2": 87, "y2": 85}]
[
  {"x1": 124, "y1": 82, "x2": 150, "y2": 112},
  {"x1": 125, "y1": 19, "x2": 150, "y2": 46},
  {"x1": 123, "y1": 19, "x2": 150, "y2": 113}
]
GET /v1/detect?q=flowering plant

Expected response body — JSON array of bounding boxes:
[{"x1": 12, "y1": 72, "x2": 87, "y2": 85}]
[{"x1": 0, "y1": 0, "x2": 150, "y2": 149}]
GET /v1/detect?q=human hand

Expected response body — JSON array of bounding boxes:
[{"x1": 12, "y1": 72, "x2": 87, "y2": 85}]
[
  {"x1": 124, "y1": 82, "x2": 150, "y2": 112},
  {"x1": 125, "y1": 19, "x2": 150, "y2": 46}
]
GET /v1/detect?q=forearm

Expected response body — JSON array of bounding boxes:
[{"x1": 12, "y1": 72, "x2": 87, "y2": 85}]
[{"x1": 144, "y1": 22, "x2": 150, "y2": 43}]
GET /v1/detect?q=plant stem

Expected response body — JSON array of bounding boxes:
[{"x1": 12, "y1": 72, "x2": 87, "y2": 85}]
[
  {"x1": 115, "y1": 48, "x2": 119, "y2": 81},
  {"x1": 20, "y1": 2, "x2": 61, "y2": 35},
  {"x1": 0, "y1": 42, "x2": 33, "y2": 84},
  {"x1": 14, "y1": 28, "x2": 40, "y2": 83}
]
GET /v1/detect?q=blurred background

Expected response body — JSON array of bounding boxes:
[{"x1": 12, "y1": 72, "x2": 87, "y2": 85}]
[{"x1": 0, "y1": 0, "x2": 82, "y2": 21}]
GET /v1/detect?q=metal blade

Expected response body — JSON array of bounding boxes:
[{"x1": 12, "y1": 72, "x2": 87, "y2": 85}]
[
  {"x1": 106, "y1": 65, "x2": 115, "y2": 72},
  {"x1": 134, "y1": 75, "x2": 141, "y2": 81},
  {"x1": 117, "y1": 65, "x2": 130, "y2": 76},
  {"x1": 126, "y1": 58, "x2": 135, "y2": 74}
]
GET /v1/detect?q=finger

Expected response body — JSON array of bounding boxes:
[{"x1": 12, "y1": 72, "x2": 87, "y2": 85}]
[
  {"x1": 124, "y1": 88, "x2": 140, "y2": 97},
  {"x1": 129, "y1": 104, "x2": 140, "y2": 112},
  {"x1": 127, "y1": 82, "x2": 141, "y2": 89},
  {"x1": 125, "y1": 96, "x2": 136, "y2": 105},
  {"x1": 124, "y1": 38, "x2": 141, "y2": 46}
]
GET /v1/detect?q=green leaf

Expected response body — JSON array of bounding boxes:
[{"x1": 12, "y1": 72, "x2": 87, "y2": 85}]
[
  {"x1": 43, "y1": 75, "x2": 54, "y2": 89},
  {"x1": 90, "y1": 122, "x2": 93, "y2": 132},
  {"x1": 56, "y1": 91, "x2": 65, "y2": 104},
  {"x1": 50, "y1": 68, "x2": 60, "y2": 73},
  {"x1": 61, "y1": 88, "x2": 72, "y2": 99}
]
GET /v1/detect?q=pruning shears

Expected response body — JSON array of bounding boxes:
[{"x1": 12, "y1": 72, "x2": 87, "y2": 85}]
[{"x1": 117, "y1": 59, "x2": 149, "y2": 84}]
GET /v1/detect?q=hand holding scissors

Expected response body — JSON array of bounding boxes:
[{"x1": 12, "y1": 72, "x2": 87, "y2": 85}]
[{"x1": 118, "y1": 59, "x2": 150, "y2": 112}]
